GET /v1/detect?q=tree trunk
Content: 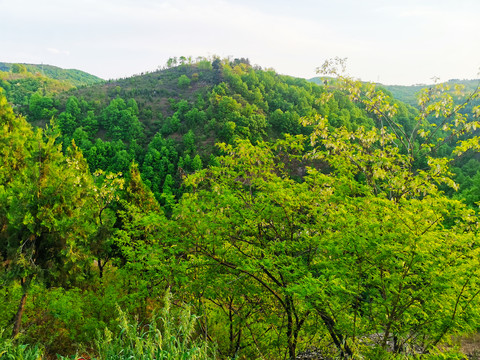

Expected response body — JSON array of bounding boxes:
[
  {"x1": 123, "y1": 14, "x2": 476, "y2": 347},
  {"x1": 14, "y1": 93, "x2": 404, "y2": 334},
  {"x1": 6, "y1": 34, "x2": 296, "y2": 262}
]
[
  {"x1": 286, "y1": 297, "x2": 296, "y2": 360},
  {"x1": 318, "y1": 308, "x2": 352, "y2": 358},
  {"x1": 12, "y1": 278, "x2": 27, "y2": 338},
  {"x1": 98, "y1": 258, "x2": 104, "y2": 279}
]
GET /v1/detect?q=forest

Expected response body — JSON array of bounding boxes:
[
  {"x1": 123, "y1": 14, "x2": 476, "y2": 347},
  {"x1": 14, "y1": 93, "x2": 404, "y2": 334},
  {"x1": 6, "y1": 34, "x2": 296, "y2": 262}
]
[{"x1": 1, "y1": 56, "x2": 480, "y2": 359}]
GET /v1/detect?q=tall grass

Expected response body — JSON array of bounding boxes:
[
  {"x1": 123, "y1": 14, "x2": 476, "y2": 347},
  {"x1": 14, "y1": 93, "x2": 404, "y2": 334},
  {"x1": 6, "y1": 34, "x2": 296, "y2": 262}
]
[{"x1": 94, "y1": 291, "x2": 214, "y2": 360}]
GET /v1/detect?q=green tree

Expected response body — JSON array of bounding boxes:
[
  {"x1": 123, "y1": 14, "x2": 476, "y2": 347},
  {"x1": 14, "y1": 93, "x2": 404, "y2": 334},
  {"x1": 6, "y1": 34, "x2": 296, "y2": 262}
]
[
  {"x1": 177, "y1": 74, "x2": 191, "y2": 89},
  {"x1": 173, "y1": 60, "x2": 480, "y2": 358},
  {"x1": 191, "y1": 154, "x2": 202, "y2": 171},
  {"x1": 89, "y1": 170, "x2": 125, "y2": 279},
  {"x1": 177, "y1": 133, "x2": 480, "y2": 358},
  {"x1": 177, "y1": 137, "x2": 318, "y2": 359},
  {"x1": 0, "y1": 92, "x2": 96, "y2": 337},
  {"x1": 182, "y1": 129, "x2": 196, "y2": 154},
  {"x1": 101, "y1": 98, "x2": 142, "y2": 143},
  {"x1": 293, "y1": 58, "x2": 480, "y2": 356},
  {"x1": 28, "y1": 92, "x2": 57, "y2": 121},
  {"x1": 11, "y1": 63, "x2": 27, "y2": 74}
]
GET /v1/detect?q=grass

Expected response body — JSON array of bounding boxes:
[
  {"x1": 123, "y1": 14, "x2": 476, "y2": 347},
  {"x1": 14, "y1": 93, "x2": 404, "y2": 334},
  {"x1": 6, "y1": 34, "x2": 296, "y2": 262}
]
[
  {"x1": 91, "y1": 290, "x2": 214, "y2": 360},
  {"x1": 0, "y1": 290, "x2": 214, "y2": 360}
]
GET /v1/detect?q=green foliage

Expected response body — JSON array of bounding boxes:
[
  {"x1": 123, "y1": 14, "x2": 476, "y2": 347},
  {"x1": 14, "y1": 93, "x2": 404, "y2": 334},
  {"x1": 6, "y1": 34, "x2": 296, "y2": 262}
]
[
  {"x1": 175, "y1": 135, "x2": 480, "y2": 358},
  {"x1": 182, "y1": 129, "x2": 196, "y2": 154},
  {"x1": 0, "y1": 133, "x2": 96, "y2": 285},
  {"x1": 28, "y1": 92, "x2": 57, "y2": 121},
  {"x1": 21, "y1": 285, "x2": 95, "y2": 356},
  {"x1": 0, "y1": 68, "x2": 75, "y2": 110},
  {"x1": 0, "y1": 334, "x2": 44, "y2": 360},
  {"x1": 0, "y1": 90, "x2": 103, "y2": 340},
  {"x1": 11, "y1": 63, "x2": 27, "y2": 74},
  {"x1": 14, "y1": 268, "x2": 163, "y2": 357},
  {"x1": 100, "y1": 97, "x2": 142, "y2": 143},
  {"x1": 177, "y1": 137, "x2": 322, "y2": 359}
]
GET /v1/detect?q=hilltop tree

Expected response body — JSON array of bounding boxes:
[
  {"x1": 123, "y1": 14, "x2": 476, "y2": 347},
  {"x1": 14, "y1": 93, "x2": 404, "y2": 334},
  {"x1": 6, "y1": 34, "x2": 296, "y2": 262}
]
[
  {"x1": 177, "y1": 74, "x2": 191, "y2": 89},
  {"x1": 11, "y1": 63, "x2": 27, "y2": 74}
]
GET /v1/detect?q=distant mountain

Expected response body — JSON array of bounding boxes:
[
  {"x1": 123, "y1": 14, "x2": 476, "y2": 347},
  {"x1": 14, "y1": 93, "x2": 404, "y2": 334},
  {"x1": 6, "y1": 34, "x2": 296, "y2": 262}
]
[
  {"x1": 0, "y1": 62, "x2": 104, "y2": 109},
  {"x1": 0, "y1": 62, "x2": 103, "y2": 87},
  {"x1": 382, "y1": 79, "x2": 479, "y2": 107},
  {"x1": 309, "y1": 77, "x2": 480, "y2": 108}
]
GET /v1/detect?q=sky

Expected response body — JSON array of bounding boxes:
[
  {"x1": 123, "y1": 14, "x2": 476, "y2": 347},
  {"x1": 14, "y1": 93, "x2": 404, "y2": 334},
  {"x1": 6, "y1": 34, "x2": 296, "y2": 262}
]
[{"x1": 1, "y1": 0, "x2": 480, "y2": 85}]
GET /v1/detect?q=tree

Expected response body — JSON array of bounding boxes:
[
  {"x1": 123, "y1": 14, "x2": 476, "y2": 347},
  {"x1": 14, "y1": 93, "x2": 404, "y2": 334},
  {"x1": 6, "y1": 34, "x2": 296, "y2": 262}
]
[
  {"x1": 11, "y1": 63, "x2": 27, "y2": 74},
  {"x1": 177, "y1": 137, "x2": 320, "y2": 359},
  {"x1": 191, "y1": 154, "x2": 202, "y2": 171},
  {"x1": 88, "y1": 169, "x2": 125, "y2": 279},
  {"x1": 182, "y1": 129, "x2": 196, "y2": 154},
  {"x1": 293, "y1": 58, "x2": 480, "y2": 356},
  {"x1": 176, "y1": 130, "x2": 480, "y2": 358},
  {"x1": 66, "y1": 96, "x2": 81, "y2": 118},
  {"x1": 28, "y1": 92, "x2": 57, "y2": 121},
  {"x1": 0, "y1": 92, "x2": 96, "y2": 337},
  {"x1": 178, "y1": 74, "x2": 191, "y2": 89},
  {"x1": 101, "y1": 98, "x2": 142, "y2": 143},
  {"x1": 113, "y1": 172, "x2": 172, "y2": 317}
]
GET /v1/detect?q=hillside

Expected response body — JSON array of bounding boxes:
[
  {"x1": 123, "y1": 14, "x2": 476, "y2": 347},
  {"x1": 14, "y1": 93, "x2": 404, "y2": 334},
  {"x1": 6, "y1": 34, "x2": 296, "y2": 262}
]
[
  {"x1": 0, "y1": 61, "x2": 103, "y2": 87},
  {"x1": 310, "y1": 75, "x2": 426, "y2": 107},
  {"x1": 14, "y1": 58, "x2": 480, "y2": 207},
  {"x1": 7, "y1": 60, "x2": 480, "y2": 208},
  {"x1": 383, "y1": 79, "x2": 480, "y2": 107},
  {"x1": 36, "y1": 57, "x2": 387, "y2": 203},
  {"x1": 309, "y1": 76, "x2": 480, "y2": 107},
  {"x1": 0, "y1": 62, "x2": 103, "y2": 116}
]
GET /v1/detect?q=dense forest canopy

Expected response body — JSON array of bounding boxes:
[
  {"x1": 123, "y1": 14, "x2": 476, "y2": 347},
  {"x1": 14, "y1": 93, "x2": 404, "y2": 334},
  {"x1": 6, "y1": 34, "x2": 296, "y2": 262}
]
[{"x1": 2, "y1": 57, "x2": 480, "y2": 359}]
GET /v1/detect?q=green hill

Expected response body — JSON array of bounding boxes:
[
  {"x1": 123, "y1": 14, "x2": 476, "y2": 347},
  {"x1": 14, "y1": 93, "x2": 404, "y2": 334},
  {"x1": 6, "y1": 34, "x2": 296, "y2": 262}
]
[
  {"x1": 0, "y1": 62, "x2": 103, "y2": 87},
  {"x1": 8, "y1": 59, "x2": 479, "y2": 207},
  {"x1": 0, "y1": 62, "x2": 103, "y2": 113},
  {"x1": 309, "y1": 77, "x2": 480, "y2": 107},
  {"x1": 17, "y1": 57, "x2": 386, "y2": 202},
  {"x1": 382, "y1": 79, "x2": 479, "y2": 107}
]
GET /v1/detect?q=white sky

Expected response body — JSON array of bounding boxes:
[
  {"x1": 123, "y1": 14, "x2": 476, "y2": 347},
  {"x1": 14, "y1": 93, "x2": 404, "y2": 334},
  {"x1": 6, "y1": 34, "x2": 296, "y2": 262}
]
[{"x1": 1, "y1": 0, "x2": 480, "y2": 85}]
